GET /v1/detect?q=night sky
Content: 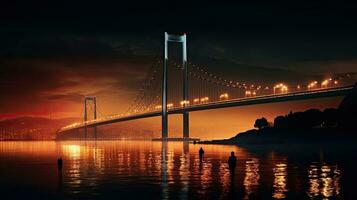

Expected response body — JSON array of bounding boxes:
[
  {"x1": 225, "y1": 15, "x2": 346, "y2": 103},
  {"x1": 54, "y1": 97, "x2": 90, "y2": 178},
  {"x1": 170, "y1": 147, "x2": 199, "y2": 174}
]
[{"x1": 1, "y1": 1, "x2": 357, "y2": 138}]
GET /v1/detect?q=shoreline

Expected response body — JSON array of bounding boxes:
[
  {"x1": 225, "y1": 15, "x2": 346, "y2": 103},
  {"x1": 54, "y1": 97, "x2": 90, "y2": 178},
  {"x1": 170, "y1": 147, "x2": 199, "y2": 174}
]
[{"x1": 198, "y1": 127, "x2": 357, "y2": 146}]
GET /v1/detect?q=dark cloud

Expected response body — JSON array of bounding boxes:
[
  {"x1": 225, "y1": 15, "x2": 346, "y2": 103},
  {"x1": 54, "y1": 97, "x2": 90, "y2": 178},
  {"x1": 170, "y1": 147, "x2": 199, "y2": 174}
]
[
  {"x1": 46, "y1": 92, "x2": 85, "y2": 103},
  {"x1": 0, "y1": 59, "x2": 73, "y2": 94},
  {"x1": 0, "y1": 1, "x2": 357, "y2": 118}
]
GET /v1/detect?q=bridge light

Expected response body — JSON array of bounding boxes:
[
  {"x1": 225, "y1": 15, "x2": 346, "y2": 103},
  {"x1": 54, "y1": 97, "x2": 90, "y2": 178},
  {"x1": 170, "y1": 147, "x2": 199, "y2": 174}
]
[
  {"x1": 245, "y1": 90, "x2": 252, "y2": 97},
  {"x1": 274, "y1": 83, "x2": 288, "y2": 94},
  {"x1": 321, "y1": 79, "x2": 333, "y2": 88},
  {"x1": 281, "y1": 86, "x2": 288, "y2": 93},
  {"x1": 180, "y1": 100, "x2": 190, "y2": 106},
  {"x1": 193, "y1": 98, "x2": 200, "y2": 103},
  {"x1": 273, "y1": 84, "x2": 279, "y2": 94},
  {"x1": 297, "y1": 85, "x2": 301, "y2": 89},
  {"x1": 167, "y1": 103, "x2": 174, "y2": 109},
  {"x1": 155, "y1": 105, "x2": 162, "y2": 110},
  {"x1": 200, "y1": 97, "x2": 209, "y2": 103},
  {"x1": 308, "y1": 81, "x2": 318, "y2": 90},
  {"x1": 219, "y1": 93, "x2": 229, "y2": 100},
  {"x1": 334, "y1": 80, "x2": 338, "y2": 85}
]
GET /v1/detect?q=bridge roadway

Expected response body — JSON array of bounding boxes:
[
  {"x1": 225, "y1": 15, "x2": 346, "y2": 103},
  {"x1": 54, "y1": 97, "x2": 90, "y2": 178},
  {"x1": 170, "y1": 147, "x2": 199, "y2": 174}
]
[{"x1": 58, "y1": 85, "x2": 354, "y2": 132}]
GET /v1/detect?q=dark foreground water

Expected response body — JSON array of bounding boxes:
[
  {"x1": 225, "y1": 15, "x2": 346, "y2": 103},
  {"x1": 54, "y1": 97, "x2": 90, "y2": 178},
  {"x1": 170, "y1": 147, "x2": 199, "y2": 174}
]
[{"x1": 0, "y1": 141, "x2": 356, "y2": 200}]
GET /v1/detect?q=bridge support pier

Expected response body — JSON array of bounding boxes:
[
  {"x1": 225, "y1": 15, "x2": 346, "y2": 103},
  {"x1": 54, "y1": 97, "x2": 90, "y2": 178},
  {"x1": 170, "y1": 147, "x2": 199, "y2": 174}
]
[
  {"x1": 84, "y1": 99, "x2": 87, "y2": 138},
  {"x1": 84, "y1": 96, "x2": 97, "y2": 140},
  {"x1": 183, "y1": 112, "x2": 189, "y2": 139},
  {"x1": 162, "y1": 37, "x2": 168, "y2": 140},
  {"x1": 163, "y1": 32, "x2": 189, "y2": 140},
  {"x1": 182, "y1": 34, "x2": 189, "y2": 139}
]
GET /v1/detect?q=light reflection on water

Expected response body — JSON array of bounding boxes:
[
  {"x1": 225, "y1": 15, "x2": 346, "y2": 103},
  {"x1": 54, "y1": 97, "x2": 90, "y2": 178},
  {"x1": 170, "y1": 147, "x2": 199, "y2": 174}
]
[
  {"x1": 0, "y1": 141, "x2": 353, "y2": 199},
  {"x1": 219, "y1": 160, "x2": 231, "y2": 198},
  {"x1": 243, "y1": 158, "x2": 260, "y2": 199},
  {"x1": 272, "y1": 161, "x2": 288, "y2": 199},
  {"x1": 308, "y1": 162, "x2": 341, "y2": 199}
]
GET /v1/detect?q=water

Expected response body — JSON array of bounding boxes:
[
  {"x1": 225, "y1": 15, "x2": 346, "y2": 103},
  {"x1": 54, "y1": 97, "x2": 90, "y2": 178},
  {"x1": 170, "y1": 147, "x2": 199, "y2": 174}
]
[{"x1": 0, "y1": 141, "x2": 356, "y2": 199}]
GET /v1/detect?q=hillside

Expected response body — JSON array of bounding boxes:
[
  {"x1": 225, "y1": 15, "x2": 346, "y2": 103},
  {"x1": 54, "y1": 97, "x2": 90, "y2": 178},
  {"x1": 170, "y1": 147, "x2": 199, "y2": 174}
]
[
  {"x1": 200, "y1": 82, "x2": 357, "y2": 145},
  {"x1": 0, "y1": 117, "x2": 79, "y2": 140}
]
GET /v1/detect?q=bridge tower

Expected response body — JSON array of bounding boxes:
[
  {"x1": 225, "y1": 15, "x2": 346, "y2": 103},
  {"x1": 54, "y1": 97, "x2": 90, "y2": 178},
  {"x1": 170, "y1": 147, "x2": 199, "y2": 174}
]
[
  {"x1": 163, "y1": 32, "x2": 189, "y2": 140},
  {"x1": 84, "y1": 96, "x2": 97, "y2": 139}
]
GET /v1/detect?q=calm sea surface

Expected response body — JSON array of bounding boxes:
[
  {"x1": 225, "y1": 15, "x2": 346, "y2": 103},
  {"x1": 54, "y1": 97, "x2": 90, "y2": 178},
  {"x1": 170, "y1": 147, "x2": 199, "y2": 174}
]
[{"x1": 0, "y1": 140, "x2": 356, "y2": 200}]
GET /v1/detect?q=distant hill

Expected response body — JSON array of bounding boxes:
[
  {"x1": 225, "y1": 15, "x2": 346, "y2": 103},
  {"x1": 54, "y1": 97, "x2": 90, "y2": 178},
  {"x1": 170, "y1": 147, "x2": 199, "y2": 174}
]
[
  {"x1": 0, "y1": 117, "x2": 79, "y2": 128},
  {"x1": 56, "y1": 118, "x2": 160, "y2": 140},
  {"x1": 0, "y1": 117, "x2": 79, "y2": 140}
]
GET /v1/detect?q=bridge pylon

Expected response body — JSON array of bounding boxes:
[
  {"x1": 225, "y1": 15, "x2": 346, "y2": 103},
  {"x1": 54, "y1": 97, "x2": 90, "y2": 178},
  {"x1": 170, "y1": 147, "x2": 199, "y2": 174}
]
[
  {"x1": 163, "y1": 32, "x2": 189, "y2": 140},
  {"x1": 84, "y1": 96, "x2": 97, "y2": 139}
]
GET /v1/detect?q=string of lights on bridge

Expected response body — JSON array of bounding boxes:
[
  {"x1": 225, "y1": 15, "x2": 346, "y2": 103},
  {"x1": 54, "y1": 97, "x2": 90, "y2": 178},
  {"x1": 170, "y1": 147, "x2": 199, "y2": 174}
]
[
  {"x1": 128, "y1": 60, "x2": 354, "y2": 114},
  {"x1": 59, "y1": 59, "x2": 356, "y2": 131}
]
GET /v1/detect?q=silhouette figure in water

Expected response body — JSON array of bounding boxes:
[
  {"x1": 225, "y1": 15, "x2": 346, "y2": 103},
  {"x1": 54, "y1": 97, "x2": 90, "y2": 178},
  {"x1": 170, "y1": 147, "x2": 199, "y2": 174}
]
[
  {"x1": 57, "y1": 157, "x2": 63, "y2": 171},
  {"x1": 228, "y1": 151, "x2": 237, "y2": 176},
  {"x1": 199, "y1": 147, "x2": 204, "y2": 162}
]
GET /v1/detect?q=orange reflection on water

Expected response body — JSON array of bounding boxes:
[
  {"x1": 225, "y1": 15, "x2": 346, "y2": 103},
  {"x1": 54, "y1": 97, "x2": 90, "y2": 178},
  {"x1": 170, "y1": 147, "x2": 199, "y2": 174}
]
[
  {"x1": 179, "y1": 143, "x2": 190, "y2": 199},
  {"x1": 0, "y1": 141, "x2": 57, "y2": 155},
  {"x1": 219, "y1": 161, "x2": 231, "y2": 197},
  {"x1": 243, "y1": 158, "x2": 260, "y2": 199},
  {"x1": 62, "y1": 145, "x2": 80, "y2": 158},
  {"x1": 200, "y1": 160, "x2": 212, "y2": 195},
  {"x1": 308, "y1": 164, "x2": 320, "y2": 197},
  {"x1": 307, "y1": 163, "x2": 341, "y2": 198},
  {"x1": 61, "y1": 144, "x2": 82, "y2": 188},
  {"x1": 272, "y1": 161, "x2": 288, "y2": 199},
  {"x1": 0, "y1": 141, "x2": 349, "y2": 199}
]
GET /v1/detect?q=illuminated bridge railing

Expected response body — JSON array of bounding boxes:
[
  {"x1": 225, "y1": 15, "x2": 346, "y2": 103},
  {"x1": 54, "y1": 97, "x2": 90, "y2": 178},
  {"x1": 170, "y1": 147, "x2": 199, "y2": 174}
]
[{"x1": 58, "y1": 85, "x2": 354, "y2": 133}]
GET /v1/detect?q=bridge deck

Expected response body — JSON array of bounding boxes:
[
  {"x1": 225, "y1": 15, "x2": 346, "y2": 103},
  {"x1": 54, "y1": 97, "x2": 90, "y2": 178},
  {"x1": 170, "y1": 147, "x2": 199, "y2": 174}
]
[{"x1": 58, "y1": 86, "x2": 354, "y2": 132}]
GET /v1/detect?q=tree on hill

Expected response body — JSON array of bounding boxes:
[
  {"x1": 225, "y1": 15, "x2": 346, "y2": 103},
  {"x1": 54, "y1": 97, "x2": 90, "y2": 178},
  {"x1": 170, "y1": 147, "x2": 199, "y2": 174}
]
[
  {"x1": 254, "y1": 117, "x2": 269, "y2": 130},
  {"x1": 273, "y1": 109, "x2": 323, "y2": 129},
  {"x1": 274, "y1": 115, "x2": 286, "y2": 128}
]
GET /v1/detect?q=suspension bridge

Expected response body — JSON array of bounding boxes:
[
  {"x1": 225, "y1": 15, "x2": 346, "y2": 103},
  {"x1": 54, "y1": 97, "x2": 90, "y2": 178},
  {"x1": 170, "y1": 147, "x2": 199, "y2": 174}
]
[{"x1": 57, "y1": 32, "x2": 356, "y2": 140}]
